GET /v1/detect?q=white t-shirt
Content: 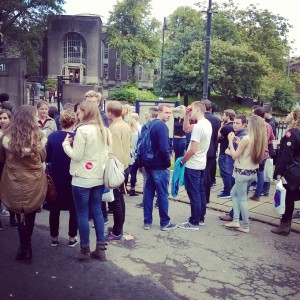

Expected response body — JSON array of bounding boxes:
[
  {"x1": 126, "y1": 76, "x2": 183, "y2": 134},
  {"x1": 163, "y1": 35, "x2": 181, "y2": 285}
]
[{"x1": 186, "y1": 118, "x2": 212, "y2": 170}]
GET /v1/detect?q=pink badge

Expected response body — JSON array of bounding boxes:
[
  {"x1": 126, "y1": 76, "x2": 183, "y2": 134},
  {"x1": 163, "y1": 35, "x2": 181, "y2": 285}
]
[
  {"x1": 285, "y1": 131, "x2": 291, "y2": 138},
  {"x1": 85, "y1": 162, "x2": 93, "y2": 170}
]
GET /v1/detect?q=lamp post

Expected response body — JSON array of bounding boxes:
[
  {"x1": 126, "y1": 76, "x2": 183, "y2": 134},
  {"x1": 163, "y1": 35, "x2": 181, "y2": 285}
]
[
  {"x1": 202, "y1": 0, "x2": 214, "y2": 100},
  {"x1": 159, "y1": 17, "x2": 168, "y2": 100}
]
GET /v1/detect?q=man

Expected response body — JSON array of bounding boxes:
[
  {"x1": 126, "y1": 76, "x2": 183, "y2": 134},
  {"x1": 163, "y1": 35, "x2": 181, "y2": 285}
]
[
  {"x1": 202, "y1": 100, "x2": 220, "y2": 204},
  {"x1": 219, "y1": 115, "x2": 247, "y2": 221},
  {"x1": 264, "y1": 105, "x2": 277, "y2": 138},
  {"x1": 143, "y1": 104, "x2": 176, "y2": 231},
  {"x1": 210, "y1": 101, "x2": 219, "y2": 186},
  {"x1": 135, "y1": 107, "x2": 159, "y2": 207},
  {"x1": 249, "y1": 107, "x2": 274, "y2": 201},
  {"x1": 178, "y1": 101, "x2": 212, "y2": 230},
  {"x1": 105, "y1": 101, "x2": 131, "y2": 241},
  {"x1": 85, "y1": 90, "x2": 109, "y2": 127},
  {"x1": 217, "y1": 109, "x2": 235, "y2": 198}
]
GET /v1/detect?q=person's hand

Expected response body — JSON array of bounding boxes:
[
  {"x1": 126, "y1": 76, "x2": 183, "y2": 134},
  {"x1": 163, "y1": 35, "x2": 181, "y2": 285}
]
[
  {"x1": 64, "y1": 133, "x2": 73, "y2": 144},
  {"x1": 228, "y1": 132, "x2": 235, "y2": 141},
  {"x1": 185, "y1": 106, "x2": 192, "y2": 116},
  {"x1": 233, "y1": 136, "x2": 240, "y2": 144},
  {"x1": 225, "y1": 148, "x2": 231, "y2": 155}
]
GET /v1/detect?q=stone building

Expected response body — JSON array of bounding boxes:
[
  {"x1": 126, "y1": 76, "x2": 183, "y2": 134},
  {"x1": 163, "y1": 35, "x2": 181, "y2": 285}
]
[{"x1": 46, "y1": 14, "x2": 154, "y2": 99}]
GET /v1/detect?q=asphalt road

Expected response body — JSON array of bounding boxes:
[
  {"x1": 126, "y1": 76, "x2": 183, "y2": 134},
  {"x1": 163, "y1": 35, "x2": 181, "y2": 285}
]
[{"x1": 0, "y1": 194, "x2": 299, "y2": 300}]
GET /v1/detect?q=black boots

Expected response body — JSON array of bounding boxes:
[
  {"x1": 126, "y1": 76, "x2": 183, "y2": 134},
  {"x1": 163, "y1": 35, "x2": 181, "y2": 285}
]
[
  {"x1": 91, "y1": 242, "x2": 107, "y2": 262},
  {"x1": 271, "y1": 220, "x2": 291, "y2": 236},
  {"x1": 16, "y1": 246, "x2": 32, "y2": 264}
]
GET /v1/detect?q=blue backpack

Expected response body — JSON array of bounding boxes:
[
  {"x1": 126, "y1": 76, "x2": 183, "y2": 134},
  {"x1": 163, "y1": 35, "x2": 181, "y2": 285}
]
[{"x1": 136, "y1": 120, "x2": 157, "y2": 167}]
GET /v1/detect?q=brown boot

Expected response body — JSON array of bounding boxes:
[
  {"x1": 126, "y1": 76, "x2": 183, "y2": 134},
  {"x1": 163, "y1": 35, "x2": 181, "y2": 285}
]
[
  {"x1": 76, "y1": 245, "x2": 91, "y2": 261},
  {"x1": 271, "y1": 220, "x2": 291, "y2": 236},
  {"x1": 91, "y1": 242, "x2": 107, "y2": 261}
]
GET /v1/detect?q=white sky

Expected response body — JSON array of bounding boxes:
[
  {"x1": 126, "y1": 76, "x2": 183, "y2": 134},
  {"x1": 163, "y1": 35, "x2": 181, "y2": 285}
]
[{"x1": 63, "y1": 0, "x2": 299, "y2": 55}]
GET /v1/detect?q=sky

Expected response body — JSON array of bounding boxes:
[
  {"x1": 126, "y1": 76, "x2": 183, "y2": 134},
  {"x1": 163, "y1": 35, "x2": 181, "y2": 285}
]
[{"x1": 63, "y1": 0, "x2": 299, "y2": 56}]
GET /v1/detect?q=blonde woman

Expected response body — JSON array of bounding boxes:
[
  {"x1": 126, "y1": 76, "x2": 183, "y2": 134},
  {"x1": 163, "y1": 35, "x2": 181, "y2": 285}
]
[
  {"x1": 36, "y1": 100, "x2": 57, "y2": 137},
  {"x1": 63, "y1": 101, "x2": 111, "y2": 261},
  {"x1": 0, "y1": 105, "x2": 47, "y2": 263},
  {"x1": 224, "y1": 115, "x2": 267, "y2": 233},
  {"x1": 125, "y1": 117, "x2": 139, "y2": 196}
]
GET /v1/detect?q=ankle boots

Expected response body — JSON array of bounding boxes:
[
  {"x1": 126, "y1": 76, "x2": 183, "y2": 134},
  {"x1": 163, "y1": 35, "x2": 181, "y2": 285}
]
[
  {"x1": 16, "y1": 246, "x2": 32, "y2": 264},
  {"x1": 91, "y1": 242, "x2": 107, "y2": 262},
  {"x1": 271, "y1": 220, "x2": 291, "y2": 236},
  {"x1": 76, "y1": 245, "x2": 91, "y2": 261}
]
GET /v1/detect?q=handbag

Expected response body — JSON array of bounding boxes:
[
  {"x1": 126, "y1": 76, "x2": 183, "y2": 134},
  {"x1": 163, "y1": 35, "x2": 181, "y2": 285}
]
[
  {"x1": 45, "y1": 172, "x2": 57, "y2": 202},
  {"x1": 104, "y1": 154, "x2": 125, "y2": 189},
  {"x1": 102, "y1": 188, "x2": 114, "y2": 202},
  {"x1": 263, "y1": 158, "x2": 274, "y2": 183},
  {"x1": 274, "y1": 179, "x2": 286, "y2": 215}
]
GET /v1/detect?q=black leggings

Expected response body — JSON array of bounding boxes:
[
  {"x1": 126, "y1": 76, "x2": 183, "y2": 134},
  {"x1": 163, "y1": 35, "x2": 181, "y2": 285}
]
[
  {"x1": 16, "y1": 210, "x2": 37, "y2": 249},
  {"x1": 282, "y1": 186, "x2": 300, "y2": 222}
]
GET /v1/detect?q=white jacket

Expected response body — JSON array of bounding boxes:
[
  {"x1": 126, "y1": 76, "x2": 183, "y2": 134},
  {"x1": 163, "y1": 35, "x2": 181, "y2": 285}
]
[{"x1": 62, "y1": 124, "x2": 111, "y2": 179}]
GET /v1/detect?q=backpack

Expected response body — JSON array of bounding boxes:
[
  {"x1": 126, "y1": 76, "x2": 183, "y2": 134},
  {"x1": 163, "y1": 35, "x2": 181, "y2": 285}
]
[{"x1": 136, "y1": 120, "x2": 157, "y2": 167}]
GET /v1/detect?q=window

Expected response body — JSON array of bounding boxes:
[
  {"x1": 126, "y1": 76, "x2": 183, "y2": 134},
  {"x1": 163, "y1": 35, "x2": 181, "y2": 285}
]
[
  {"x1": 127, "y1": 68, "x2": 132, "y2": 80},
  {"x1": 115, "y1": 64, "x2": 121, "y2": 80},
  {"x1": 115, "y1": 51, "x2": 121, "y2": 80},
  {"x1": 103, "y1": 63, "x2": 108, "y2": 79},
  {"x1": 138, "y1": 65, "x2": 143, "y2": 81},
  {"x1": 63, "y1": 32, "x2": 86, "y2": 65},
  {"x1": 104, "y1": 43, "x2": 109, "y2": 59}
]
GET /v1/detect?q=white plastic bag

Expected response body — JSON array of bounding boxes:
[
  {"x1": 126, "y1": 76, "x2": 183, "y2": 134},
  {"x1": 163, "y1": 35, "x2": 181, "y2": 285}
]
[
  {"x1": 104, "y1": 154, "x2": 125, "y2": 189},
  {"x1": 264, "y1": 158, "x2": 274, "y2": 182},
  {"x1": 102, "y1": 188, "x2": 114, "y2": 202},
  {"x1": 274, "y1": 179, "x2": 286, "y2": 215}
]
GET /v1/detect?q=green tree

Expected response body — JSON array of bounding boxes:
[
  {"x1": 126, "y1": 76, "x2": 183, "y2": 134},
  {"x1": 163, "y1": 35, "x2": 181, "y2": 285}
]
[
  {"x1": 107, "y1": 0, "x2": 160, "y2": 81},
  {"x1": 0, "y1": 0, "x2": 65, "y2": 74}
]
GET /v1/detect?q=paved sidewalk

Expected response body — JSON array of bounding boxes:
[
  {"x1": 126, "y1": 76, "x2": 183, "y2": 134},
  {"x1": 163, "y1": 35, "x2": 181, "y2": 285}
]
[{"x1": 134, "y1": 172, "x2": 300, "y2": 233}]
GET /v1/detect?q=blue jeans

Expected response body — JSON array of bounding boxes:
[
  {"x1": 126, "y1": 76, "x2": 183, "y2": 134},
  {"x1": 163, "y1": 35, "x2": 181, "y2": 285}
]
[
  {"x1": 144, "y1": 169, "x2": 170, "y2": 227},
  {"x1": 72, "y1": 185, "x2": 104, "y2": 246},
  {"x1": 262, "y1": 182, "x2": 271, "y2": 195},
  {"x1": 173, "y1": 138, "x2": 186, "y2": 161},
  {"x1": 218, "y1": 154, "x2": 234, "y2": 194},
  {"x1": 184, "y1": 168, "x2": 206, "y2": 225},
  {"x1": 231, "y1": 173, "x2": 257, "y2": 229},
  {"x1": 254, "y1": 159, "x2": 266, "y2": 198}
]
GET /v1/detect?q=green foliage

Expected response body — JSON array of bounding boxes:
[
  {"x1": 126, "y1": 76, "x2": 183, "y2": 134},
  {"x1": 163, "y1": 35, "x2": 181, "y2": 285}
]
[
  {"x1": 45, "y1": 79, "x2": 57, "y2": 90},
  {"x1": 0, "y1": 0, "x2": 65, "y2": 74},
  {"x1": 107, "y1": 0, "x2": 160, "y2": 80},
  {"x1": 109, "y1": 85, "x2": 157, "y2": 103}
]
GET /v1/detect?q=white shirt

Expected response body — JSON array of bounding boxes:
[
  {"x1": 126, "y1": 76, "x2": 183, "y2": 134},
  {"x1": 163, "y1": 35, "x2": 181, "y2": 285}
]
[{"x1": 186, "y1": 119, "x2": 212, "y2": 170}]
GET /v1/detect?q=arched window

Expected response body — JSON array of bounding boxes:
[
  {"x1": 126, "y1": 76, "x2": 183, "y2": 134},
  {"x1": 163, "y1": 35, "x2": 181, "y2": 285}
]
[{"x1": 63, "y1": 32, "x2": 86, "y2": 65}]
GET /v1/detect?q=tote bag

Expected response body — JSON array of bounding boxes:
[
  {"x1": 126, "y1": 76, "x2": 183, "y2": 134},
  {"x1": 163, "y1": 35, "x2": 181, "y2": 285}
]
[{"x1": 104, "y1": 154, "x2": 125, "y2": 189}]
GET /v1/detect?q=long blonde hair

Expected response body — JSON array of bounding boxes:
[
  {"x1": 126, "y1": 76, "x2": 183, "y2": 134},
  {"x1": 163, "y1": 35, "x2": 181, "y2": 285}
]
[
  {"x1": 79, "y1": 101, "x2": 110, "y2": 145},
  {"x1": 248, "y1": 115, "x2": 267, "y2": 164},
  {"x1": 3, "y1": 105, "x2": 44, "y2": 157}
]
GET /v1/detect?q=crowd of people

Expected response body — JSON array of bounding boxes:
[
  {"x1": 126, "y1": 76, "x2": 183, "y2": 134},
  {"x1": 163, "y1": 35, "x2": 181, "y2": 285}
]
[{"x1": 0, "y1": 90, "x2": 299, "y2": 265}]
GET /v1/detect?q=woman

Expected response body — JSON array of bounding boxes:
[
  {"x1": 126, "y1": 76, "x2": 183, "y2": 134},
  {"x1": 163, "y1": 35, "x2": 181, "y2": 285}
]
[
  {"x1": 0, "y1": 105, "x2": 47, "y2": 263},
  {"x1": 125, "y1": 117, "x2": 139, "y2": 195},
  {"x1": 46, "y1": 110, "x2": 78, "y2": 247},
  {"x1": 0, "y1": 109, "x2": 17, "y2": 229},
  {"x1": 272, "y1": 107, "x2": 300, "y2": 236},
  {"x1": 173, "y1": 106, "x2": 186, "y2": 161},
  {"x1": 224, "y1": 115, "x2": 267, "y2": 233},
  {"x1": 63, "y1": 101, "x2": 111, "y2": 261},
  {"x1": 37, "y1": 100, "x2": 57, "y2": 137}
]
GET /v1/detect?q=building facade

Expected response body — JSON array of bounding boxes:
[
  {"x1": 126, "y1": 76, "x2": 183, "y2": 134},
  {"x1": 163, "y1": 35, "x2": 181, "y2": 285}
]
[{"x1": 46, "y1": 14, "x2": 153, "y2": 97}]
